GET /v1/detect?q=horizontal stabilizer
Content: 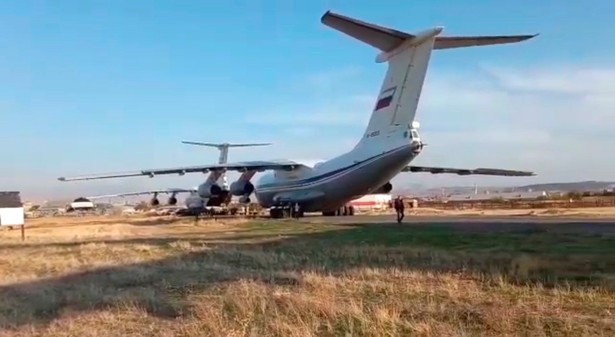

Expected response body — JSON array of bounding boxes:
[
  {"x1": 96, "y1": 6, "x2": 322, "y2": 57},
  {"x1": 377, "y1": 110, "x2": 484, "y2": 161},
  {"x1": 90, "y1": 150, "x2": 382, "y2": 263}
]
[
  {"x1": 321, "y1": 11, "x2": 412, "y2": 52},
  {"x1": 402, "y1": 166, "x2": 535, "y2": 176},
  {"x1": 321, "y1": 10, "x2": 538, "y2": 53},
  {"x1": 434, "y1": 35, "x2": 538, "y2": 50},
  {"x1": 181, "y1": 141, "x2": 272, "y2": 148},
  {"x1": 227, "y1": 143, "x2": 271, "y2": 147}
]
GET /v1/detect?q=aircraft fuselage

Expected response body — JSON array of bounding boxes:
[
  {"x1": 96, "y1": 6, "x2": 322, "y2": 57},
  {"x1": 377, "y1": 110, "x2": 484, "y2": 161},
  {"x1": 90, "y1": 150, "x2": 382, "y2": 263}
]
[{"x1": 254, "y1": 141, "x2": 418, "y2": 213}]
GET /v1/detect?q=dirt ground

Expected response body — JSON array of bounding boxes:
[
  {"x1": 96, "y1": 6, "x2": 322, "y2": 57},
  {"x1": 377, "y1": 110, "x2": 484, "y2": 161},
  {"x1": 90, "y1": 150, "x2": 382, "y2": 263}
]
[{"x1": 0, "y1": 214, "x2": 613, "y2": 336}]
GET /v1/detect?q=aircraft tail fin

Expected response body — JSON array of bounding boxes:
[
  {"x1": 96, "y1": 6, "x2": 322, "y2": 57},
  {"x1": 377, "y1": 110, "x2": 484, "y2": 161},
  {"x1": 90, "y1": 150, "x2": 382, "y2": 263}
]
[{"x1": 321, "y1": 11, "x2": 537, "y2": 151}]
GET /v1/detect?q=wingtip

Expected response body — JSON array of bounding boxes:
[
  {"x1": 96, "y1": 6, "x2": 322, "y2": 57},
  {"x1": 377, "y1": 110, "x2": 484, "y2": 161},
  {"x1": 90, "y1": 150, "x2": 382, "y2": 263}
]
[
  {"x1": 527, "y1": 33, "x2": 540, "y2": 40},
  {"x1": 321, "y1": 10, "x2": 332, "y2": 23}
]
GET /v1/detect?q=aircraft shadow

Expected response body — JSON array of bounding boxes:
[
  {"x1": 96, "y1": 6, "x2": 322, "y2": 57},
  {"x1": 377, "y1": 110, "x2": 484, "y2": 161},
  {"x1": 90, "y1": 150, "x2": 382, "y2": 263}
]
[{"x1": 0, "y1": 220, "x2": 613, "y2": 329}]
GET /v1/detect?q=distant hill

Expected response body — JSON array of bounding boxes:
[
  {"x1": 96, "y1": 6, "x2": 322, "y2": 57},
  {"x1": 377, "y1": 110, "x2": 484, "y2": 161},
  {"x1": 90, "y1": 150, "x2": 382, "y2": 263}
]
[
  {"x1": 393, "y1": 180, "x2": 615, "y2": 197},
  {"x1": 517, "y1": 181, "x2": 615, "y2": 192}
]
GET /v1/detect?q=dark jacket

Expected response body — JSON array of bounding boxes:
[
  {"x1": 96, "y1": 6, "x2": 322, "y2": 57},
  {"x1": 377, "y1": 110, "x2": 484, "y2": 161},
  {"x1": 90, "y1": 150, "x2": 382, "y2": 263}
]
[{"x1": 394, "y1": 198, "x2": 404, "y2": 210}]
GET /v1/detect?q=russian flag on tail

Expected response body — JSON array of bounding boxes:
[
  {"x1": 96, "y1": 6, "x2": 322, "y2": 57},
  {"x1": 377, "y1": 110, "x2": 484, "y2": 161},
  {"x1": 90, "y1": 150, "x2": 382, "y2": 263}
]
[{"x1": 374, "y1": 86, "x2": 396, "y2": 111}]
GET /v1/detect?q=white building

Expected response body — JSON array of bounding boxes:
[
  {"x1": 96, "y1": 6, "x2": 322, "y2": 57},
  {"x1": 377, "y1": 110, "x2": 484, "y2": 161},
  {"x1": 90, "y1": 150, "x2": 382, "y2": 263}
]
[
  {"x1": 0, "y1": 191, "x2": 24, "y2": 227},
  {"x1": 68, "y1": 197, "x2": 95, "y2": 211},
  {"x1": 348, "y1": 194, "x2": 392, "y2": 210}
]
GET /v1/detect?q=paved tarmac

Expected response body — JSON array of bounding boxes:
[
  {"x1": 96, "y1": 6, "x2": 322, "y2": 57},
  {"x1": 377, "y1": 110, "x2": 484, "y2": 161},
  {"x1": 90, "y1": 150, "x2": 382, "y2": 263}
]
[{"x1": 299, "y1": 214, "x2": 615, "y2": 234}]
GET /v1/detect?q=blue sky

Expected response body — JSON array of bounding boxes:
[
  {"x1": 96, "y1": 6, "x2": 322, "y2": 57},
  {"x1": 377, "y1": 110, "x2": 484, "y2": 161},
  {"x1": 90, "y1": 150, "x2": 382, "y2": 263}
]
[{"x1": 2, "y1": 0, "x2": 614, "y2": 200}]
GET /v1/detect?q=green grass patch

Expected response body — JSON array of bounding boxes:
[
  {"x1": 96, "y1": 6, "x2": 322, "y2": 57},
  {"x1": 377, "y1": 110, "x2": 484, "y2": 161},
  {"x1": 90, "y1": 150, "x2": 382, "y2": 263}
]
[
  {"x1": 235, "y1": 220, "x2": 615, "y2": 287},
  {"x1": 239, "y1": 221, "x2": 615, "y2": 255}
]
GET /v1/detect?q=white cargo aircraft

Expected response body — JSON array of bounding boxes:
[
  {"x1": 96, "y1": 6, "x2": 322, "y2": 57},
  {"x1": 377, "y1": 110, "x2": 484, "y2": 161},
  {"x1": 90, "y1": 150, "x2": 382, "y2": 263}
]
[
  {"x1": 84, "y1": 141, "x2": 271, "y2": 208},
  {"x1": 58, "y1": 11, "x2": 538, "y2": 218}
]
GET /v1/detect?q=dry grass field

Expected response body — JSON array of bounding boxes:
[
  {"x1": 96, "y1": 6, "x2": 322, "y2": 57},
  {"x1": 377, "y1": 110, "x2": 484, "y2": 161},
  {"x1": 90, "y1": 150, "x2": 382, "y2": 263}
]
[
  {"x1": 0, "y1": 215, "x2": 614, "y2": 336},
  {"x1": 356, "y1": 206, "x2": 615, "y2": 218},
  {"x1": 390, "y1": 206, "x2": 615, "y2": 217}
]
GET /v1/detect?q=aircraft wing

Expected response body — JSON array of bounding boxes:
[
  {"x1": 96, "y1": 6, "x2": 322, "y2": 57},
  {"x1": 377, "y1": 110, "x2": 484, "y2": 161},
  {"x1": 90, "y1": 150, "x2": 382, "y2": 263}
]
[
  {"x1": 402, "y1": 166, "x2": 535, "y2": 177},
  {"x1": 58, "y1": 160, "x2": 304, "y2": 182},
  {"x1": 86, "y1": 188, "x2": 196, "y2": 199}
]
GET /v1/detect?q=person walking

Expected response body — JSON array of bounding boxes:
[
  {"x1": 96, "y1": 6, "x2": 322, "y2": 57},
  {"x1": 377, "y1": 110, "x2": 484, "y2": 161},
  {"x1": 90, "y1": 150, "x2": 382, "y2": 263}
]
[{"x1": 394, "y1": 196, "x2": 405, "y2": 223}]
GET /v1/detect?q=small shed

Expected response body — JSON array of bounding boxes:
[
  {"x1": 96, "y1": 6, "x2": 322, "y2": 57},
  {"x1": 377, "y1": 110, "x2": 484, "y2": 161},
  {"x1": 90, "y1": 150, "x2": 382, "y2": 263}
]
[
  {"x1": 0, "y1": 191, "x2": 24, "y2": 226},
  {"x1": 348, "y1": 194, "x2": 392, "y2": 210}
]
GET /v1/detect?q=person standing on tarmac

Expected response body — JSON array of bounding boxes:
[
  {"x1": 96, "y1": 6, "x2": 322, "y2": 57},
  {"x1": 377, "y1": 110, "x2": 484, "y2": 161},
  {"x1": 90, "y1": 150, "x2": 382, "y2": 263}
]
[
  {"x1": 394, "y1": 196, "x2": 405, "y2": 223},
  {"x1": 293, "y1": 202, "x2": 300, "y2": 219}
]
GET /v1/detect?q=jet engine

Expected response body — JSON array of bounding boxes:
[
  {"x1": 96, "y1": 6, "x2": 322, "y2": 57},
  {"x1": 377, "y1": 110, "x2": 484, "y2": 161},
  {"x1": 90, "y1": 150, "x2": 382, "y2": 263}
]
[
  {"x1": 197, "y1": 182, "x2": 222, "y2": 198},
  {"x1": 373, "y1": 182, "x2": 393, "y2": 194},
  {"x1": 229, "y1": 180, "x2": 255, "y2": 196},
  {"x1": 167, "y1": 196, "x2": 177, "y2": 205},
  {"x1": 150, "y1": 196, "x2": 160, "y2": 206}
]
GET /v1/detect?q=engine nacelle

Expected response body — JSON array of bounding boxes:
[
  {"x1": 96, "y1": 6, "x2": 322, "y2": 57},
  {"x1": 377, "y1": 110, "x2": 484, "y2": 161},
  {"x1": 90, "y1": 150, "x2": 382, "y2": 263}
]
[
  {"x1": 373, "y1": 182, "x2": 393, "y2": 194},
  {"x1": 229, "y1": 180, "x2": 255, "y2": 196},
  {"x1": 197, "y1": 182, "x2": 222, "y2": 198},
  {"x1": 167, "y1": 196, "x2": 177, "y2": 205},
  {"x1": 150, "y1": 197, "x2": 160, "y2": 206}
]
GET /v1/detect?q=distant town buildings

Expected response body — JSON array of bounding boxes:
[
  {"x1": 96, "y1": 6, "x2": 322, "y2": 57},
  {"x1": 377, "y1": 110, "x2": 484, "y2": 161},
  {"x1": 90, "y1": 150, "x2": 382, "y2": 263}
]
[
  {"x1": 445, "y1": 191, "x2": 548, "y2": 202},
  {"x1": 348, "y1": 194, "x2": 392, "y2": 210}
]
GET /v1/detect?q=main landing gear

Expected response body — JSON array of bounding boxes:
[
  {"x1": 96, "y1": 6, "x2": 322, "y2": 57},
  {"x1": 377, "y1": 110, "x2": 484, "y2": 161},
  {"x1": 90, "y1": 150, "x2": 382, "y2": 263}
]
[
  {"x1": 269, "y1": 204, "x2": 355, "y2": 218},
  {"x1": 322, "y1": 205, "x2": 355, "y2": 217},
  {"x1": 269, "y1": 203, "x2": 305, "y2": 219},
  {"x1": 269, "y1": 207, "x2": 289, "y2": 219}
]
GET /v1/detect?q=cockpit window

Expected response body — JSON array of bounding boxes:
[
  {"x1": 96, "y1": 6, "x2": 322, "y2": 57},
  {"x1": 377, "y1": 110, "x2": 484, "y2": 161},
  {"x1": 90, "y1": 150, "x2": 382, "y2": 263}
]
[{"x1": 411, "y1": 130, "x2": 420, "y2": 139}]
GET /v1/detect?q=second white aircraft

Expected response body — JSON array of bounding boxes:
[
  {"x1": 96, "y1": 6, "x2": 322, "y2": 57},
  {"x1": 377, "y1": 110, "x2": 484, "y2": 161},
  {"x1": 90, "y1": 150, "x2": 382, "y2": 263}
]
[
  {"x1": 59, "y1": 11, "x2": 538, "y2": 218},
  {"x1": 85, "y1": 141, "x2": 271, "y2": 208}
]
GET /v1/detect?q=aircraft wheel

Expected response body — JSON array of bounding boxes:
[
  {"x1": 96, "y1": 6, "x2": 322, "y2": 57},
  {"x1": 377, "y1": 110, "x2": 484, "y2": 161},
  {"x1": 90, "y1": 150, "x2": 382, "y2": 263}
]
[{"x1": 348, "y1": 205, "x2": 355, "y2": 216}]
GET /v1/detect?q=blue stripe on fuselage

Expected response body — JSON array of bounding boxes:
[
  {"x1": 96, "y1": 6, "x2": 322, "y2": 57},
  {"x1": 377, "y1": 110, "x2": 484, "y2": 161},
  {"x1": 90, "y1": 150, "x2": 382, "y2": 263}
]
[{"x1": 256, "y1": 144, "x2": 409, "y2": 191}]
